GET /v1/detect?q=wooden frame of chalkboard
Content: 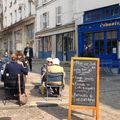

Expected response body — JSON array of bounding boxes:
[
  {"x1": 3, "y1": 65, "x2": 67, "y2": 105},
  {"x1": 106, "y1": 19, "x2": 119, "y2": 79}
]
[{"x1": 68, "y1": 57, "x2": 100, "y2": 120}]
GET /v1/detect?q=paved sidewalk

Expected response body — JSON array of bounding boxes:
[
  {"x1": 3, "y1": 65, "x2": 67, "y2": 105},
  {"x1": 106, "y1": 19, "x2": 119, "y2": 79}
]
[{"x1": 0, "y1": 62, "x2": 120, "y2": 120}]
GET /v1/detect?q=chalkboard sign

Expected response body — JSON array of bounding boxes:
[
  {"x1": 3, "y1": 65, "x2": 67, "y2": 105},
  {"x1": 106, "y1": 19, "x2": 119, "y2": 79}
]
[
  {"x1": 72, "y1": 60, "x2": 96, "y2": 106},
  {"x1": 68, "y1": 57, "x2": 100, "y2": 120}
]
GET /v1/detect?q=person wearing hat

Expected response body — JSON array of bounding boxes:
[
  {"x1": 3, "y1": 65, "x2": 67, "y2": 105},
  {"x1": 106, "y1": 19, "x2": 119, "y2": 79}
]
[
  {"x1": 47, "y1": 58, "x2": 65, "y2": 95},
  {"x1": 39, "y1": 57, "x2": 53, "y2": 94},
  {"x1": 40, "y1": 57, "x2": 53, "y2": 84}
]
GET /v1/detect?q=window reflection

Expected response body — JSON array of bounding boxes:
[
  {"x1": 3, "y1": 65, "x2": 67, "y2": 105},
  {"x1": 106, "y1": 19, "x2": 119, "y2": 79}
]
[{"x1": 106, "y1": 30, "x2": 117, "y2": 54}]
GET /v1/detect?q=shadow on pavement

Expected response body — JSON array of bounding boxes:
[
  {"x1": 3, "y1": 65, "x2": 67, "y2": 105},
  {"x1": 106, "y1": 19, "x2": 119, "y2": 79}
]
[
  {"x1": 36, "y1": 104, "x2": 86, "y2": 120},
  {"x1": 30, "y1": 85, "x2": 41, "y2": 98},
  {"x1": 100, "y1": 80, "x2": 120, "y2": 110},
  {"x1": 0, "y1": 117, "x2": 11, "y2": 120}
]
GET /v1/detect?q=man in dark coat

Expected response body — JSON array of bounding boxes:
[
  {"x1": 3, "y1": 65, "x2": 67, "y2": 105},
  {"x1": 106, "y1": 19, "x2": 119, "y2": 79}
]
[
  {"x1": 5, "y1": 54, "x2": 28, "y2": 76},
  {"x1": 4, "y1": 54, "x2": 28, "y2": 94},
  {"x1": 24, "y1": 43, "x2": 33, "y2": 71},
  {"x1": 81, "y1": 42, "x2": 94, "y2": 57}
]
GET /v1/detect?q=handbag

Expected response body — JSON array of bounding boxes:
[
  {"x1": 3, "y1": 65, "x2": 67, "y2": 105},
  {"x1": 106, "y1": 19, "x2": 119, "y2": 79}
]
[{"x1": 18, "y1": 74, "x2": 27, "y2": 105}]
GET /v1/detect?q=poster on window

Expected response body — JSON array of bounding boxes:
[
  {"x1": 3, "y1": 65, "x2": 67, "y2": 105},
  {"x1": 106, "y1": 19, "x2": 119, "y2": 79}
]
[
  {"x1": 117, "y1": 42, "x2": 120, "y2": 59},
  {"x1": 112, "y1": 48, "x2": 116, "y2": 54}
]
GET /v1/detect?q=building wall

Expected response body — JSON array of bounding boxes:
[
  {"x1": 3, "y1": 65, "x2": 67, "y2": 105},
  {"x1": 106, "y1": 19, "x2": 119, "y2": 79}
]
[
  {"x1": 2, "y1": 0, "x2": 35, "y2": 28},
  {"x1": 36, "y1": 0, "x2": 75, "y2": 60},
  {"x1": 36, "y1": 0, "x2": 73, "y2": 32},
  {"x1": 74, "y1": 0, "x2": 120, "y2": 25},
  {"x1": 1, "y1": 0, "x2": 35, "y2": 55}
]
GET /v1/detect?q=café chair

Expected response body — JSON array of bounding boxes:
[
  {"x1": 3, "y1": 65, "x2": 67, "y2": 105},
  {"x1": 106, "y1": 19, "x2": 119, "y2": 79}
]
[{"x1": 46, "y1": 72, "x2": 64, "y2": 100}]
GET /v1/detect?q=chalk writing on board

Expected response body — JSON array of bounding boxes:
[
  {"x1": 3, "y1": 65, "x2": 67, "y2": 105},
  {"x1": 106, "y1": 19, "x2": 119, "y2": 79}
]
[{"x1": 72, "y1": 60, "x2": 96, "y2": 106}]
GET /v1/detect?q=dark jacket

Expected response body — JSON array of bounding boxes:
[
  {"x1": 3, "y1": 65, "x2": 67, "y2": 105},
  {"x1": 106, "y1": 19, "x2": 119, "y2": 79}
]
[
  {"x1": 5, "y1": 61, "x2": 28, "y2": 76},
  {"x1": 24, "y1": 47, "x2": 33, "y2": 58},
  {"x1": 81, "y1": 47, "x2": 94, "y2": 57}
]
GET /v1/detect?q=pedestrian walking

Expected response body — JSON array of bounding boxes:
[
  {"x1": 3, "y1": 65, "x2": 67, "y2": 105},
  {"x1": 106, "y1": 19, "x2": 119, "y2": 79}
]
[{"x1": 24, "y1": 43, "x2": 33, "y2": 71}]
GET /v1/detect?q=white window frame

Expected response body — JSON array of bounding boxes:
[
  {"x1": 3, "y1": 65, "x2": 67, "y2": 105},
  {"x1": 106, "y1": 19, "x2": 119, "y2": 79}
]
[
  {"x1": 42, "y1": 12, "x2": 49, "y2": 29},
  {"x1": 56, "y1": 6, "x2": 62, "y2": 25},
  {"x1": 42, "y1": 0, "x2": 47, "y2": 5},
  {"x1": 10, "y1": 13, "x2": 12, "y2": 24},
  {"x1": 15, "y1": 10, "x2": 17, "y2": 22}
]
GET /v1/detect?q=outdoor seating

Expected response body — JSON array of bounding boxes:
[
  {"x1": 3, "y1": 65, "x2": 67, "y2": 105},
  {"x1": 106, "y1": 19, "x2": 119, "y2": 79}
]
[
  {"x1": 46, "y1": 72, "x2": 64, "y2": 100},
  {"x1": 3, "y1": 74, "x2": 24, "y2": 105}
]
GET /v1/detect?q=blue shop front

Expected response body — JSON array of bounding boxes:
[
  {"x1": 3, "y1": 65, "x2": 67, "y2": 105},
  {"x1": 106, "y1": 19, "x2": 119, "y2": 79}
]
[{"x1": 78, "y1": 4, "x2": 120, "y2": 68}]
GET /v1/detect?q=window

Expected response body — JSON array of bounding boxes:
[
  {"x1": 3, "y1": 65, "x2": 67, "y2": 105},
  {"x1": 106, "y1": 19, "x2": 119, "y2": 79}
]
[
  {"x1": 9, "y1": 1, "x2": 12, "y2": 7},
  {"x1": 83, "y1": 33, "x2": 92, "y2": 46},
  {"x1": 94, "y1": 32, "x2": 104, "y2": 55},
  {"x1": 47, "y1": 36, "x2": 51, "y2": 51},
  {"x1": 10, "y1": 13, "x2": 12, "y2": 24},
  {"x1": 15, "y1": 10, "x2": 17, "y2": 22},
  {"x1": 84, "y1": 4, "x2": 120, "y2": 22},
  {"x1": 14, "y1": 0, "x2": 17, "y2": 4},
  {"x1": 43, "y1": 36, "x2": 51, "y2": 52},
  {"x1": 4, "y1": 6, "x2": 7, "y2": 12},
  {"x1": 56, "y1": 34, "x2": 62, "y2": 52},
  {"x1": 56, "y1": 6, "x2": 62, "y2": 25},
  {"x1": 102, "y1": 8, "x2": 109, "y2": 18},
  {"x1": 111, "y1": 7, "x2": 119, "y2": 16},
  {"x1": 42, "y1": 0, "x2": 47, "y2": 4},
  {"x1": 26, "y1": 24, "x2": 34, "y2": 40},
  {"x1": 68, "y1": 32, "x2": 75, "y2": 51},
  {"x1": 92, "y1": 10, "x2": 100, "y2": 20},
  {"x1": 106, "y1": 30, "x2": 117, "y2": 54},
  {"x1": 85, "y1": 12, "x2": 91, "y2": 21},
  {"x1": 39, "y1": 40, "x2": 43, "y2": 51},
  {"x1": 5, "y1": 16, "x2": 7, "y2": 27},
  {"x1": 42, "y1": 12, "x2": 49, "y2": 29}
]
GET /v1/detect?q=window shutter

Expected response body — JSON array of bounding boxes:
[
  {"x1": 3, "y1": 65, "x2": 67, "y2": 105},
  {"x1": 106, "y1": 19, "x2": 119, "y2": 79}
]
[
  {"x1": 40, "y1": 15, "x2": 43, "y2": 29},
  {"x1": 56, "y1": 6, "x2": 62, "y2": 25},
  {"x1": 47, "y1": 12, "x2": 49, "y2": 27}
]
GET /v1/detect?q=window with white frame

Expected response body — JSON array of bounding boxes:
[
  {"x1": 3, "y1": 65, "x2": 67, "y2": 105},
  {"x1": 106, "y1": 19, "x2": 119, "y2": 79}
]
[
  {"x1": 10, "y1": 13, "x2": 12, "y2": 24},
  {"x1": 9, "y1": 0, "x2": 12, "y2": 7},
  {"x1": 15, "y1": 10, "x2": 17, "y2": 22},
  {"x1": 42, "y1": 0, "x2": 47, "y2": 4},
  {"x1": 14, "y1": 0, "x2": 17, "y2": 4},
  {"x1": 56, "y1": 6, "x2": 62, "y2": 25},
  {"x1": 5, "y1": 16, "x2": 7, "y2": 27},
  {"x1": 42, "y1": 12, "x2": 49, "y2": 29}
]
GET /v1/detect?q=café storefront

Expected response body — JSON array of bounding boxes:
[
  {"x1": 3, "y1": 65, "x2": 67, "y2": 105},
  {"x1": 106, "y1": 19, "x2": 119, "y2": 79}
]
[{"x1": 78, "y1": 4, "x2": 120, "y2": 67}]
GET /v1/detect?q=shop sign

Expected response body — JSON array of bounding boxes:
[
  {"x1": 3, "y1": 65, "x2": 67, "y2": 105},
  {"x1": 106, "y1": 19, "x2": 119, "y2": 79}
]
[{"x1": 100, "y1": 21, "x2": 120, "y2": 28}]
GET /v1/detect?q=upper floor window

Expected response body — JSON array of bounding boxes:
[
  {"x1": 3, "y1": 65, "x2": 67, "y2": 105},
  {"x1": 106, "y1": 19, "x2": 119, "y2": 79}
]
[
  {"x1": 84, "y1": 4, "x2": 120, "y2": 23},
  {"x1": 10, "y1": 13, "x2": 12, "y2": 24},
  {"x1": 15, "y1": 10, "x2": 17, "y2": 22},
  {"x1": 111, "y1": 7, "x2": 119, "y2": 16},
  {"x1": 4, "y1": 6, "x2": 7, "y2": 12},
  {"x1": 4, "y1": 16, "x2": 7, "y2": 27},
  {"x1": 9, "y1": 1, "x2": 12, "y2": 8},
  {"x1": 13, "y1": 0, "x2": 17, "y2": 4},
  {"x1": 40, "y1": 12, "x2": 49, "y2": 29},
  {"x1": 56, "y1": 6, "x2": 62, "y2": 25},
  {"x1": 42, "y1": 0, "x2": 47, "y2": 4}
]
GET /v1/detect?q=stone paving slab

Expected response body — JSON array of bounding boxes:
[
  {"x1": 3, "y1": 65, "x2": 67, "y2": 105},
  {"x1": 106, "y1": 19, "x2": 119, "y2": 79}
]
[{"x1": 0, "y1": 62, "x2": 120, "y2": 119}]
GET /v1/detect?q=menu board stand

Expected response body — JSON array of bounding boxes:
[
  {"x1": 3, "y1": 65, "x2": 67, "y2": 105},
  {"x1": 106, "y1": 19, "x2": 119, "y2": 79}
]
[{"x1": 68, "y1": 57, "x2": 100, "y2": 120}]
